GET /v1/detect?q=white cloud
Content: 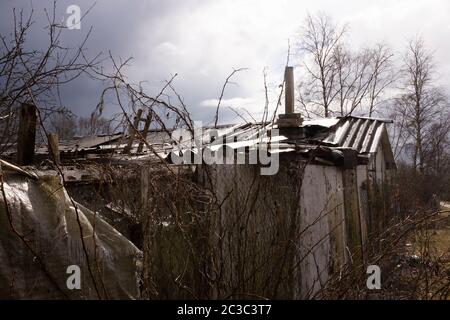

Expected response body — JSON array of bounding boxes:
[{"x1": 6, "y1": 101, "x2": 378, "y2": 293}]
[
  {"x1": 153, "y1": 41, "x2": 182, "y2": 57},
  {"x1": 129, "y1": 0, "x2": 450, "y2": 122},
  {"x1": 200, "y1": 97, "x2": 256, "y2": 108}
]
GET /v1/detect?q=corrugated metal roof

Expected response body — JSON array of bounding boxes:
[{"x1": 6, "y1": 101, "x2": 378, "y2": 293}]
[
  {"x1": 322, "y1": 117, "x2": 391, "y2": 154},
  {"x1": 163, "y1": 116, "x2": 392, "y2": 158},
  {"x1": 302, "y1": 118, "x2": 340, "y2": 128},
  {"x1": 1, "y1": 115, "x2": 390, "y2": 165},
  {"x1": 85, "y1": 116, "x2": 393, "y2": 160}
]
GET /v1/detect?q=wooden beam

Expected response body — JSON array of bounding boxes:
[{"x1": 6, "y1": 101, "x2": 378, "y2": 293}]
[
  {"x1": 137, "y1": 113, "x2": 152, "y2": 154},
  {"x1": 16, "y1": 103, "x2": 37, "y2": 165},
  {"x1": 342, "y1": 166, "x2": 364, "y2": 266},
  {"x1": 48, "y1": 133, "x2": 60, "y2": 164},
  {"x1": 124, "y1": 108, "x2": 143, "y2": 154}
]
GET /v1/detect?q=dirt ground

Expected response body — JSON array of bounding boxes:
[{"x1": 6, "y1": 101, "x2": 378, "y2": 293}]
[
  {"x1": 429, "y1": 202, "x2": 450, "y2": 261},
  {"x1": 385, "y1": 203, "x2": 450, "y2": 299}
]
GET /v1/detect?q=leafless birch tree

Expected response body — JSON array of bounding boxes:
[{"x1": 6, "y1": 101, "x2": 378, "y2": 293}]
[
  {"x1": 394, "y1": 38, "x2": 448, "y2": 173},
  {"x1": 297, "y1": 13, "x2": 347, "y2": 117}
]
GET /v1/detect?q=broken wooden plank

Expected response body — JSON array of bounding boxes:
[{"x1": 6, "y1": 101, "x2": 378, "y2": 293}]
[
  {"x1": 48, "y1": 133, "x2": 60, "y2": 164},
  {"x1": 124, "y1": 108, "x2": 143, "y2": 154},
  {"x1": 137, "y1": 112, "x2": 152, "y2": 153}
]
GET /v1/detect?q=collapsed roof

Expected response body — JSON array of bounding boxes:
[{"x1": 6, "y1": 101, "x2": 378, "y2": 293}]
[{"x1": 1, "y1": 115, "x2": 396, "y2": 169}]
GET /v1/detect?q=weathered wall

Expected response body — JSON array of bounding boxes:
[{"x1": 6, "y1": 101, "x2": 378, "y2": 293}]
[
  {"x1": 298, "y1": 165, "x2": 345, "y2": 298},
  {"x1": 141, "y1": 147, "x2": 395, "y2": 299},
  {"x1": 199, "y1": 159, "x2": 349, "y2": 299},
  {"x1": 198, "y1": 153, "x2": 393, "y2": 298},
  {"x1": 356, "y1": 165, "x2": 369, "y2": 250},
  {"x1": 365, "y1": 146, "x2": 394, "y2": 239},
  {"x1": 201, "y1": 158, "x2": 303, "y2": 299}
]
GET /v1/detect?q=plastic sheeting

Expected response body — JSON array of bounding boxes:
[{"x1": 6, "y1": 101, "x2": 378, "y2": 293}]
[{"x1": 0, "y1": 160, "x2": 142, "y2": 299}]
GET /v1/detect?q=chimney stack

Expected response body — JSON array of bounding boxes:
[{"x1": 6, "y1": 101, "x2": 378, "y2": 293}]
[
  {"x1": 284, "y1": 66, "x2": 295, "y2": 114},
  {"x1": 277, "y1": 66, "x2": 303, "y2": 128}
]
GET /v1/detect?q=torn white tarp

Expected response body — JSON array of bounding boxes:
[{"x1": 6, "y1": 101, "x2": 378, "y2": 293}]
[{"x1": 0, "y1": 160, "x2": 141, "y2": 299}]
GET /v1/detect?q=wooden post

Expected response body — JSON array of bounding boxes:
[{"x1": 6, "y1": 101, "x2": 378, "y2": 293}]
[
  {"x1": 48, "y1": 133, "x2": 60, "y2": 164},
  {"x1": 137, "y1": 113, "x2": 152, "y2": 154},
  {"x1": 284, "y1": 66, "x2": 294, "y2": 114},
  {"x1": 17, "y1": 103, "x2": 37, "y2": 165},
  {"x1": 124, "y1": 109, "x2": 143, "y2": 154},
  {"x1": 342, "y1": 149, "x2": 364, "y2": 266}
]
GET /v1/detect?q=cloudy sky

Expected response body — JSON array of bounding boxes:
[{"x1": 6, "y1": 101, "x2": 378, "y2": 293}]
[{"x1": 1, "y1": 0, "x2": 450, "y2": 124}]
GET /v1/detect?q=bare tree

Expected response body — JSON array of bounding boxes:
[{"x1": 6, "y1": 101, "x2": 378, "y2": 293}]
[
  {"x1": 297, "y1": 13, "x2": 347, "y2": 117},
  {"x1": 332, "y1": 44, "x2": 352, "y2": 116},
  {"x1": 298, "y1": 14, "x2": 394, "y2": 118},
  {"x1": 422, "y1": 109, "x2": 450, "y2": 176},
  {"x1": 367, "y1": 43, "x2": 395, "y2": 116},
  {"x1": 0, "y1": 3, "x2": 99, "y2": 155},
  {"x1": 48, "y1": 109, "x2": 77, "y2": 140},
  {"x1": 78, "y1": 113, "x2": 113, "y2": 136},
  {"x1": 333, "y1": 46, "x2": 374, "y2": 116},
  {"x1": 395, "y1": 38, "x2": 447, "y2": 173}
]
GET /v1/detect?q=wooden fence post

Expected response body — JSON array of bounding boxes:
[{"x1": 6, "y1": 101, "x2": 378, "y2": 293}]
[
  {"x1": 17, "y1": 103, "x2": 37, "y2": 165},
  {"x1": 48, "y1": 133, "x2": 60, "y2": 164},
  {"x1": 124, "y1": 109, "x2": 143, "y2": 154},
  {"x1": 137, "y1": 113, "x2": 152, "y2": 154}
]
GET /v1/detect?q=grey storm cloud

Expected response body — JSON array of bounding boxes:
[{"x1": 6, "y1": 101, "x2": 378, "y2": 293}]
[{"x1": 2, "y1": 0, "x2": 450, "y2": 124}]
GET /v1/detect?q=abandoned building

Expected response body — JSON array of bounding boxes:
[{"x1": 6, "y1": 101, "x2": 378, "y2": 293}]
[{"x1": 0, "y1": 67, "x2": 397, "y2": 299}]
